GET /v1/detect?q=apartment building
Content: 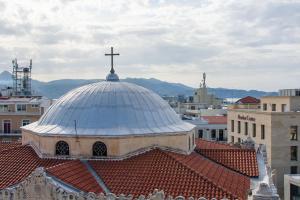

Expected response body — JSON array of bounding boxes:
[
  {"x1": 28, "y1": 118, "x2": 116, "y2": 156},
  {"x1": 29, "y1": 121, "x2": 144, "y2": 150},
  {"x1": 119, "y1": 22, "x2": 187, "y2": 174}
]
[
  {"x1": 227, "y1": 91, "x2": 300, "y2": 198},
  {"x1": 184, "y1": 116, "x2": 227, "y2": 142},
  {"x1": 0, "y1": 96, "x2": 51, "y2": 141}
]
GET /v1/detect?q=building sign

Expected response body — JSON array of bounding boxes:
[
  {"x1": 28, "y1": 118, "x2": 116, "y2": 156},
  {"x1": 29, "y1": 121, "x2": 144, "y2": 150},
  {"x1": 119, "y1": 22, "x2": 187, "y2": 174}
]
[{"x1": 238, "y1": 114, "x2": 255, "y2": 122}]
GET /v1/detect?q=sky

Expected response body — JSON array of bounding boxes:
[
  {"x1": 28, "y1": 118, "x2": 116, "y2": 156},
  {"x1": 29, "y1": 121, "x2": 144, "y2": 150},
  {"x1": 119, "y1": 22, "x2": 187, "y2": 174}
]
[{"x1": 0, "y1": 0, "x2": 299, "y2": 91}]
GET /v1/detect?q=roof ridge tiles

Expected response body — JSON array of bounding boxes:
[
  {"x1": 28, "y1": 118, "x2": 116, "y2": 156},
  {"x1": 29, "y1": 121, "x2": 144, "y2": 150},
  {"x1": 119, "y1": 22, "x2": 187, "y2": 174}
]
[
  {"x1": 198, "y1": 148, "x2": 256, "y2": 152},
  {"x1": 195, "y1": 139, "x2": 238, "y2": 150},
  {"x1": 160, "y1": 150, "x2": 239, "y2": 199},
  {"x1": 194, "y1": 148, "x2": 259, "y2": 178},
  {"x1": 88, "y1": 148, "x2": 244, "y2": 199},
  {"x1": 45, "y1": 160, "x2": 75, "y2": 171},
  {"x1": 46, "y1": 160, "x2": 104, "y2": 194},
  {"x1": 0, "y1": 143, "x2": 24, "y2": 154}
]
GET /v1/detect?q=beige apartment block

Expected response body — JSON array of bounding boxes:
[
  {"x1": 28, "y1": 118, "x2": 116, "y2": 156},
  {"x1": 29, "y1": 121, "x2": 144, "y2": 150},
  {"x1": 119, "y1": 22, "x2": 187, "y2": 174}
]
[
  {"x1": 227, "y1": 95, "x2": 300, "y2": 198},
  {"x1": 0, "y1": 96, "x2": 51, "y2": 141}
]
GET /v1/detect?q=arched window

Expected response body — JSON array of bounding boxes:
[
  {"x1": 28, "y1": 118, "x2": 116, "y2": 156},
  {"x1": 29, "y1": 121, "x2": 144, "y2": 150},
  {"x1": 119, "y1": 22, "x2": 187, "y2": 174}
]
[
  {"x1": 93, "y1": 141, "x2": 107, "y2": 156},
  {"x1": 55, "y1": 141, "x2": 69, "y2": 156},
  {"x1": 188, "y1": 137, "x2": 191, "y2": 150}
]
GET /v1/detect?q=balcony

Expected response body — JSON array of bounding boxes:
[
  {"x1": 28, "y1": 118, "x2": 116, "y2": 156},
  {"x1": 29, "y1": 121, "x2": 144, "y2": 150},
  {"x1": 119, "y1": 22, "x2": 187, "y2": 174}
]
[
  {"x1": 0, "y1": 130, "x2": 22, "y2": 136},
  {"x1": 0, "y1": 110, "x2": 41, "y2": 115}
]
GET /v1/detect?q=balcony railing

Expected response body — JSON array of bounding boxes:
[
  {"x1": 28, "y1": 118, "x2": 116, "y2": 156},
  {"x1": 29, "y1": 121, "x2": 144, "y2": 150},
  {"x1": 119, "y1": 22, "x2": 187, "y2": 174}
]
[{"x1": 0, "y1": 130, "x2": 22, "y2": 136}]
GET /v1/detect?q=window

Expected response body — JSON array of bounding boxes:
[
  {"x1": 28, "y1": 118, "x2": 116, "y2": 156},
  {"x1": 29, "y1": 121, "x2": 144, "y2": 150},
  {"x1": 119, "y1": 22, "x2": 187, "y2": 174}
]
[
  {"x1": 219, "y1": 129, "x2": 224, "y2": 141},
  {"x1": 296, "y1": 90, "x2": 300, "y2": 96},
  {"x1": 0, "y1": 105, "x2": 8, "y2": 112},
  {"x1": 231, "y1": 120, "x2": 234, "y2": 132},
  {"x1": 245, "y1": 122, "x2": 248, "y2": 135},
  {"x1": 290, "y1": 126, "x2": 298, "y2": 141},
  {"x1": 55, "y1": 141, "x2": 69, "y2": 156},
  {"x1": 31, "y1": 104, "x2": 39, "y2": 108},
  {"x1": 291, "y1": 166, "x2": 298, "y2": 174},
  {"x1": 291, "y1": 146, "x2": 298, "y2": 161},
  {"x1": 231, "y1": 136, "x2": 234, "y2": 143},
  {"x1": 252, "y1": 123, "x2": 256, "y2": 137},
  {"x1": 92, "y1": 141, "x2": 107, "y2": 156},
  {"x1": 281, "y1": 104, "x2": 287, "y2": 112},
  {"x1": 238, "y1": 138, "x2": 241, "y2": 143},
  {"x1": 191, "y1": 106, "x2": 195, "y2": 110},
  {"x1": 3, "y1": 120, "x2": 11, "y2": 134},
  {"x1": 263, "y1": 104, "x2": 267, "y2": 111},
  {"x1": 22, "y1": 120, "x2": 30, "y2": 126},
  {"x1": 272, "y1": 104, "x2": 276, "y2": 111},
  {"x1": 238, "y1": 121, "x2": 241, "y2": 134},
  {"x1": 188, "y1": 137, "x2": 191, "y2": 150},
  {"x1": 16, "y1": 104, "x2": 26, "y2": 112},
  {"x1": 211, "y1": 129, "x2": 216, "y2": 139},
  {"x1": 261, "y1": 125, "x2": 265, "y2": 140},
  {"x1": 198, "y1": 129, "x2": 203, "y2": 138}
]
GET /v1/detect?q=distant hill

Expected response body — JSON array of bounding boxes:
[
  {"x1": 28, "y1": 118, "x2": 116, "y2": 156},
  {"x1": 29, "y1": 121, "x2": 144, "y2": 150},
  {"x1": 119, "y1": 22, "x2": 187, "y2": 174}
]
[{"x1": 0, "y1": 71, "x2": 277, "y2": 99}]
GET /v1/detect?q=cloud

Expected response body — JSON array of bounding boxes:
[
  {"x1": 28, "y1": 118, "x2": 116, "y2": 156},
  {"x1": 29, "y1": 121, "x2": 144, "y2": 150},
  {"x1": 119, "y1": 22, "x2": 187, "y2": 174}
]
[
  {"x1": 0, "y1": 0, "x2": 299, "y2": 91},
  {"x1": 0, "y1": 1, "x2": 6, "y2": 12}
]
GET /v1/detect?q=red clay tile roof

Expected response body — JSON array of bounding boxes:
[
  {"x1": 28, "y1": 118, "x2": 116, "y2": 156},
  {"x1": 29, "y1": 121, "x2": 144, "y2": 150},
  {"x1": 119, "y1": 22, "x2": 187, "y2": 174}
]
[
  {"x1": 196, "y1": 139, "x2": 237, "y2": 150},
  {"x1": 0, "y1": 145, "x2": 66, "y2": 189},
  {"x1": 236, "y1": 96, "x2": 260, "y2": 104},
  {"x1": 46, "y1": 160, "x2": 103, "y2": 194},
  {"x1": 201, "y1": 116, "x2": 227, "y2": 124},
  {"x1": 0, "y1": 142, "x2": 21, "y2": 152},
  {"x1": 0, "y1": 144, "x2": 255, "y2": 199},
  {"x1": 167, "y1": 151, "x2": 250, "y2": 199},
  {"x1": 89, "y1": 149, "x2": 249, "y2": 200},
  {"x1": 195, "y1": 139, "x2": 259, "y2": 177}
]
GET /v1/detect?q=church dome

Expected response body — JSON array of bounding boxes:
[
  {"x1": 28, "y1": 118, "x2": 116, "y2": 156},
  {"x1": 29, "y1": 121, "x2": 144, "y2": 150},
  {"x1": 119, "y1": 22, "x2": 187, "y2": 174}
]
[{"x1": 24, "y1": 81, "x2": 194, "y2": 136}]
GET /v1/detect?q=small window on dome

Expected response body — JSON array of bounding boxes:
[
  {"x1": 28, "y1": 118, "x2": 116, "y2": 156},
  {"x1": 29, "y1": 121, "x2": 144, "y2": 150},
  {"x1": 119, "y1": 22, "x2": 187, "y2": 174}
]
[
  {"x1": 55, "y1": 141, "x2": 69, "y2": 156},
  {"x1": 93, "y1": 141, "x2": 107, "y2": 157}
]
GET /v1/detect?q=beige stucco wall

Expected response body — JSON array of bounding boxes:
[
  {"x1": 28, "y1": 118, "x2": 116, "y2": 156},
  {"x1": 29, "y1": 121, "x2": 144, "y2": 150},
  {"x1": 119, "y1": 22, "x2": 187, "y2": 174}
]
[
  {"x1": 270, "y1": 113, "x2": 300, "y2": 197},
  {"x1": 0, "y1": 115, "x2": 40, "y2": 133},
  {"x1": 261, "y1": 96, "x2": 291, "y2": 112},
  {"x1": 0, "y1": 102, "x2": 42, "y2": 135},
  {"x1": 290, "y1": 97, "x2": 300, "y2": 111},
  {"x1": 26, "y1": 104, "x2": 40, "y2": 113},
  {"x1": 22, "y1": 130, "x2": 195, "y2": 158},
  {"x1": 227, "y1": 110, "x2": 272, "y2": 162},
  {"x1": 1, "y1": 104, "x2": 40, "y2": 113},
  {"x1": 261, "y1": 96, "x2": 300, "y2": 112},
  {"x1": 228, "y1": 104, "x2": 260, "y2": 110},
  {"x1": 227, "y1": 109, "x2": 300, "y2": 198}
]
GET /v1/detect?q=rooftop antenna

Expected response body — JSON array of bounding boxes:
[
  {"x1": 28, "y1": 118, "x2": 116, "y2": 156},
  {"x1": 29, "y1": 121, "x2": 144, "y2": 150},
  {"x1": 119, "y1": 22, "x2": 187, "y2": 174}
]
[
  {"x1": 202, "y1": 72, "x2": 206, "y2": 88},
  {"x1": 11, "y1": 58, "x2": 33, "y2": 96}
]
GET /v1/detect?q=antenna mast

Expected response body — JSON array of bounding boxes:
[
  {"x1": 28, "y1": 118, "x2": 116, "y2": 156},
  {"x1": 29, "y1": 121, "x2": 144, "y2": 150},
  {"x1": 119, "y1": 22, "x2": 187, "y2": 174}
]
[{"x1": 11, "y1": 59, "x2": 33, "y2": 96}]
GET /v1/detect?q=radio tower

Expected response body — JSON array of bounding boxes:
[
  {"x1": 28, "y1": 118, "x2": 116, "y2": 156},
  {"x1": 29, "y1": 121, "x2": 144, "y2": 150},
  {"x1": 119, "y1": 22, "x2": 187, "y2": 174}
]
[{"x1": 11, "y1": 59, "x2": 32, "y2": 96}]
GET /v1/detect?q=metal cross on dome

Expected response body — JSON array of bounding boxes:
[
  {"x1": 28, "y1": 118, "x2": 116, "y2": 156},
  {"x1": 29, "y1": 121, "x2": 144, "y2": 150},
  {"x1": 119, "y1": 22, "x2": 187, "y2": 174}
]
[{"x1": 105, "y1": 47, "x2": 119, "y2": 74}]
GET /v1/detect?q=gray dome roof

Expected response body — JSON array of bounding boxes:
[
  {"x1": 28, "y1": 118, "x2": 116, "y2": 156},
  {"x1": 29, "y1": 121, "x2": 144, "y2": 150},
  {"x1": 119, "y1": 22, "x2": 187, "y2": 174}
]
[{"x1": 24, "y1": 81, "x2": 194, "y2": 136}]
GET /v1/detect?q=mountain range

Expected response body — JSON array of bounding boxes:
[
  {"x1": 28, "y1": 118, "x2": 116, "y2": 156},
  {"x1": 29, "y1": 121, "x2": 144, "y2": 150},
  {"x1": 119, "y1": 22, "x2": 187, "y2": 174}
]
[{"x1": 0, "y1": 71, "x2": 277, "y2": 99}]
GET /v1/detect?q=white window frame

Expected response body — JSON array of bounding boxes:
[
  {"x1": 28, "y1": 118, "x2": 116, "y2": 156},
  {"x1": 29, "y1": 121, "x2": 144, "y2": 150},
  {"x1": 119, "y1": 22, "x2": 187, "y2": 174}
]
[
  {"x1": 22, "y1": 119, "x2": 31, "y2": 126},
  {"x1": 31, "y1": 104, "x2": 39, "y2": 108},
  {"x1": 16, "y1": 104, "x2": 27, "y2": 112},
  {"x1": 2, "y1": 119, "x2": 11, "y2": 134},
  {"x1": 0, "y1": 105, "x2": 9, "y2": 112}
]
